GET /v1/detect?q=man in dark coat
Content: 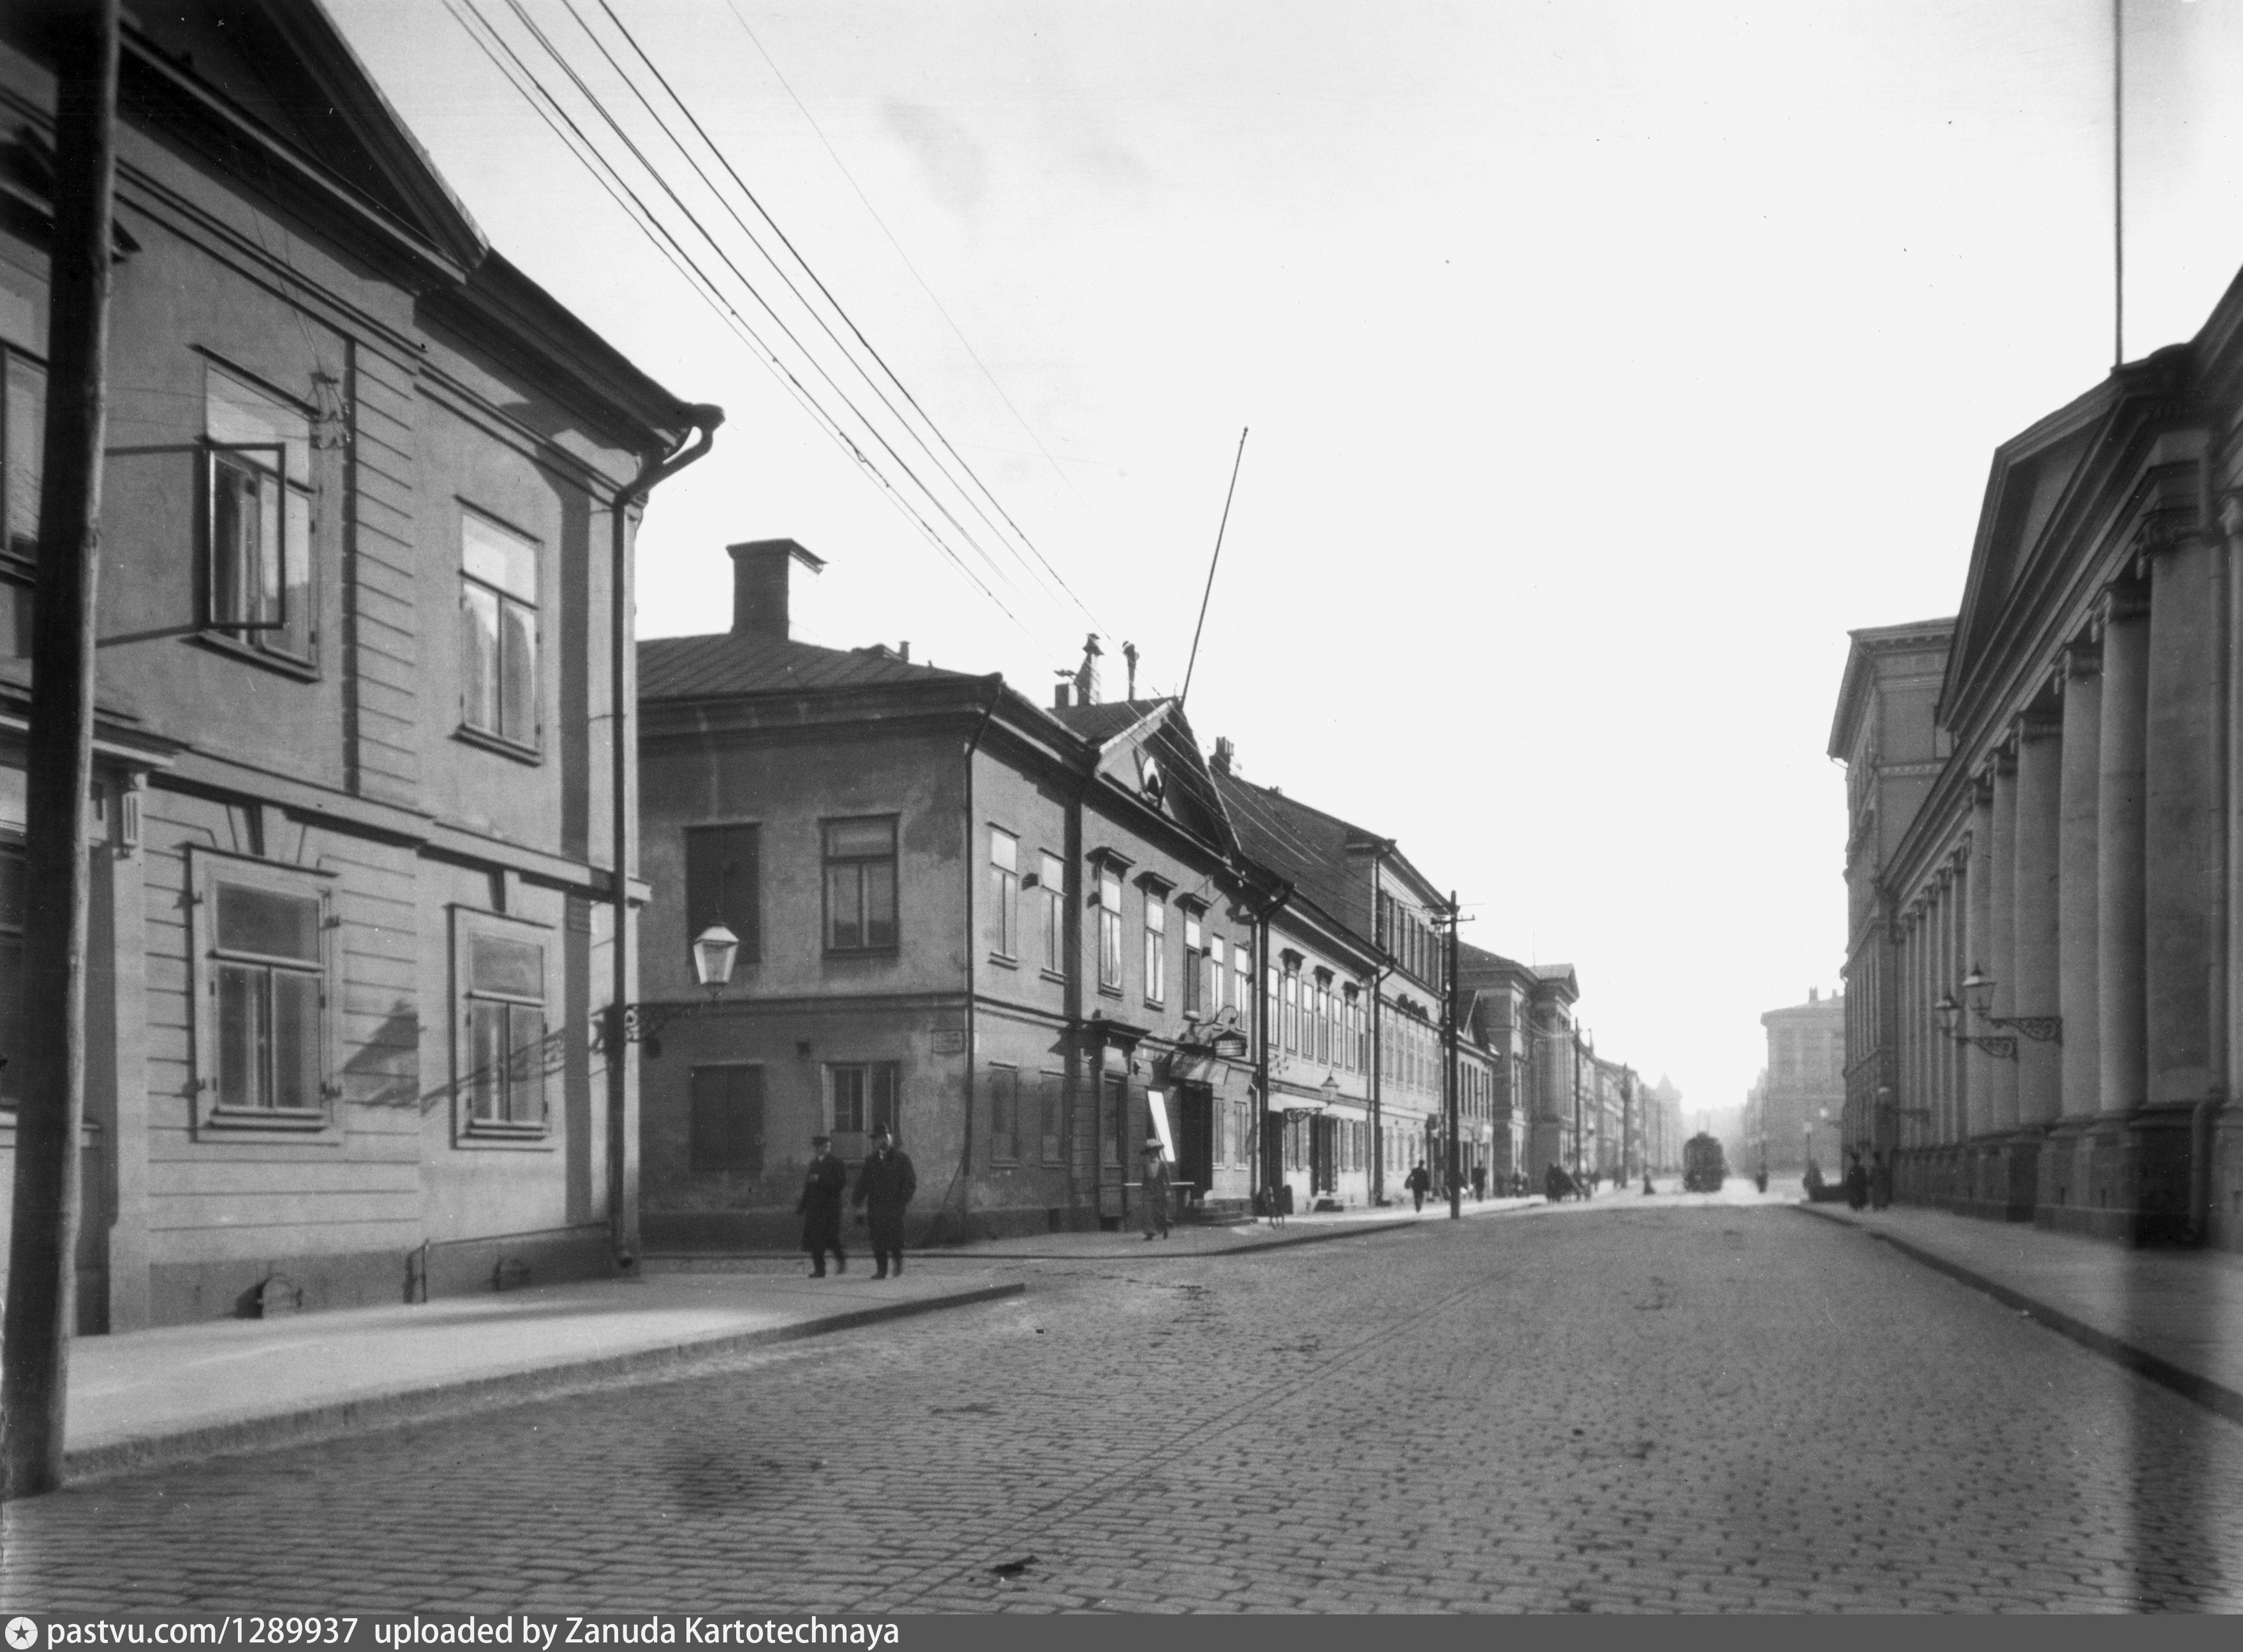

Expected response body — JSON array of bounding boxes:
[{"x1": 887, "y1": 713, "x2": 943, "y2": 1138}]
[
  {"x1": 1405, "y1": 1162, "x2": 1431, "y2": 1212},
  {"x1": 852, "y1": 1125, "x2": 918, "y2": 1278},
  {"x1": 796, "y1": 1133, "x2": 847, "y2": 1278},
  {"x1": 1544, "y1": 1161, "x2": 1571, "y2": 1204}
]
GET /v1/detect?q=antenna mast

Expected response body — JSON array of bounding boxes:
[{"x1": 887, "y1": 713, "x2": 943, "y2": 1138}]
[{"x1": 1180, "y1": 427, "x2": 1248, "y2": 710}]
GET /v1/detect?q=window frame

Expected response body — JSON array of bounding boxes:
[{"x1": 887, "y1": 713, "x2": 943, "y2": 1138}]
[
  {"x1": 1039, "y1": 852, "x2": 1065, "y2": 975},
  {"x1": 823, "y1": 815, "x2": 901, "y2": 954},
  {"x1": 684, "y1": 821, "x2": 762, "y2": 969},
  {"x1": 448, "y1": 904, "x2": 556, "y2": 1146},
  {"x1": 827, "y1": 1059, "x2": 900, "y2": 1158},
  {"x1": 1039, "y1": 1069, "x2": 1065, "y2": 1164},
  {"x1": 197, "y1": 362, "x2": 323, "y2": 676},
  {"x1": 1, "y1": 346, "x2": 47, "y2": 663},
  {"x1": 456, "y1": 506, "x2": 543, "y2": 757},
  {"x1": 1096, "y1": 866, "x2": 1123, "y2": 992},
  {"x1": 1142, "y1": 890, "x2": 1166, "y2": 1006},
  {"x1": 189, "y1": 847, "x2": 339, "y2": 1135},
  {"x1": 988, "y1": 1061, "x2": 1020, "y2": 1163},
  {"x1": 989, "y1": 826, "x2": 1019, "y2": 961}
]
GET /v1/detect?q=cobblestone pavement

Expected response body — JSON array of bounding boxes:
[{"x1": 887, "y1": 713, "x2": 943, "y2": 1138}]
[{"x1": 7, "y1": 1202, "x2": 2242, "y2": 1613}]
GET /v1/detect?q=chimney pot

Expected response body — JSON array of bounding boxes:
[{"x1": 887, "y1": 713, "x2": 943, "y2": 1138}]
[
  {"x1": 727, "y1": 539, "x2": 825, "y2": 640},
  {"x1": 1053, "y1": 684, "x2": 1072, "y2": 710}
]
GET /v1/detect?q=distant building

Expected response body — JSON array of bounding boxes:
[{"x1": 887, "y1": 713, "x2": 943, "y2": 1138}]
[{"x1": 1757, "y1": 991, "x2": 1846, "y2": 1177}]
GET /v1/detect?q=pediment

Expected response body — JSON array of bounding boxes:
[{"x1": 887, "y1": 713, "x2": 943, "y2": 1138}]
[{"x1": 114, "y1": 1, "x2": 486, "y2": 272}]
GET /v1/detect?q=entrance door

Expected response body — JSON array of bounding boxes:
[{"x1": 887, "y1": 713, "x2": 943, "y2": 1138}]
[
  {"x1": 1311, "y1": 1116, "x2": 1336, "y2": 1195},
  {"x1": 1174, "y1": 1082, "x2": 1213, "y2": 1204}
]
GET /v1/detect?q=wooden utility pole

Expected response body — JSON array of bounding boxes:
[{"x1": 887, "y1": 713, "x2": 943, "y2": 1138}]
[
  {"x1": 3, "y1": 0, "x2": 121, "y2": 1502},
  {"x1": 1444, "y1": 892, "x2": 1460, "y2": 1220}
]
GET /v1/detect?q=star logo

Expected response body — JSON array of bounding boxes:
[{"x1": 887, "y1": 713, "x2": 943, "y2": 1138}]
[{"x1": 6, "y1": 1618, "x2": 38, "y2": 1651}]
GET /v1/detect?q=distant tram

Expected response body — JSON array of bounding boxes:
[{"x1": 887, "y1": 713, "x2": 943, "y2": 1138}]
[{"x1": 1682, "y1": 1133, "x2": 1726, "y2": 1193}]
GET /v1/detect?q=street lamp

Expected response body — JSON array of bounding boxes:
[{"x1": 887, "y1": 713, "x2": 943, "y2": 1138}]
[
  {"x1": 1957, "y1": 964, "x2": 2062, "y2": 1044},
  {"x1": 691, "y1": 924, "x2": 740, "y2": 998},
  {"x1": 1934, "y1": 984, "x2": 2018, "y2": 1061}
]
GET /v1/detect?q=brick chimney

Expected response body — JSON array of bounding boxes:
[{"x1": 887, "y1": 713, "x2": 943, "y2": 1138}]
[
  {"x1": 1211, "y1": 736, "x2": 1235, "y2": 776},
  {"x1": 728, "y1": 539, "x2": 825, "y2": 640}
]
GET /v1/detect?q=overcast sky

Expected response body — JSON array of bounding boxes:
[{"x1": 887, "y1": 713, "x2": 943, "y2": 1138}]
[{"x1": 330, "y1": 0, "x2": 2243, "y2": 1118}]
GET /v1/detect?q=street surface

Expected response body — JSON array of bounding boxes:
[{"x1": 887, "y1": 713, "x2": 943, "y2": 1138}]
[{"x1": 6, "y1": 1194, "x2": 2241, "y2": 1612}]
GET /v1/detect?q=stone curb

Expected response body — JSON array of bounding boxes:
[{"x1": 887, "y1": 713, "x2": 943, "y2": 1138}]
[
  {"x1": 1795, "y1": 1204, "x2": 2243, "y2": 1430},
  {"x1": 62, "y1": 1281, "x2": 1026, "y2": 1486},
  {"x1": 649, "y1": 1198, "x2": 1541, "y2": 1267}
]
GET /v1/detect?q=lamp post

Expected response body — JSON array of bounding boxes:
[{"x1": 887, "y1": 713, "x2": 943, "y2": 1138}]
[
  {"x1": 598, "y1": 924, "x2": 741, "y2": 1058},
  {"x1": 1934, "y1": 980, "x2": 2020, "y2": 1061},
  {"x1": 690, "y1": 924, "x2": 740, "y2": 998}
]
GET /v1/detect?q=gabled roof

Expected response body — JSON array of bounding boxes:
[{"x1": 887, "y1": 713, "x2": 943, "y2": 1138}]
[
  {"x1": 1048, "y1": 698, "x2": 1164, "y2": 745},
  {"x1": 1211, "y1": 772, "x2": 1371, "y2": 940},
  {"x1": 1827, "y1": 617, "x2": 1955, "y2": 761},
  {"x1": 640, "y1": 633, "x2": 973, "y2": 701}
]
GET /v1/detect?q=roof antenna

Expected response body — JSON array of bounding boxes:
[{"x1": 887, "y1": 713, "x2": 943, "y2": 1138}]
[{"x1": 1180, "y1": 427, "x2": 1248, "y2": 711}]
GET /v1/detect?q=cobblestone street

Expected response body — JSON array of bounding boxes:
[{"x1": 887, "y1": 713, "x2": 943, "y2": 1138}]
[{"x1": 6, "y1": 1200, "x2": 2242, "y2": 1613}]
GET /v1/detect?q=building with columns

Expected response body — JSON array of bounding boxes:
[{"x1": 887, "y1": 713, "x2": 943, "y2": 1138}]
[{"x1": 1833, "y1": 267, "x2": 2243, "y2": 1247}]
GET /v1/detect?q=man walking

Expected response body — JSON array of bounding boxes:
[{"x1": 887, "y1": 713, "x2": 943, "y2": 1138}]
[
  {"x1": 1140, "y1": 1135, "x2": 1172, "y2": 1240},
  {"x1": 852, "y1": 1125, "x2": 918, "y2": 1278},
  {"x1": 797, "y1": 1132, "x2": 848, "y2": 1278},
  {"x1": 1405, "y1": 1162, "x2": 1431, "y2": 1212},
  {"x1": 1544, "y1": 1160, "x2": 1570, "y2": 1204}
]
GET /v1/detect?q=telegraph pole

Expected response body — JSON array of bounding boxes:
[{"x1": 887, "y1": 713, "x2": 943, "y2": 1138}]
[
  {"x1": 3, "y1": 0, "x2": 121, "y2": 1501},
  {"x1": 1444, "y1": 892, "x2": 1460, "y2": 1220}
]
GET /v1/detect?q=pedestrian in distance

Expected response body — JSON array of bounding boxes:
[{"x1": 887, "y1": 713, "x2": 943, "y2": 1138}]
[
  {"x1": 1471, "y1": 1164, "x2": 1487, "y2": 1202},
  {"x1": 1870, "y1": 1150, "x2": 1892, "y2": 1212},
  {"x1": 1141, "y1": 1135, "x2": 1173, "y2": 1240},
  {"x1": 797, "y1": 1132, "x2": 848, "y2": 1278},
  {"x1": 1544, "y1": 1161, "x2": 1569, "y2": 1204},
  {"x1": 1405, "y1": 1162, "x2": 1431, "y2": 1212},
  {"x1": 852, "y1": 1125, "x2": 917, "y2": 1278},
  {"x1": 1845, "y1": 1151, "x2": 1870, "y2": 1213}
]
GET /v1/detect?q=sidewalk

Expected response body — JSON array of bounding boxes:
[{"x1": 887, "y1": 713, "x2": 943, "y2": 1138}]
[
  {"x1": 61, "y1": 1267, "x2": 1022, "y2": 1484},
  {"x1": 1798, "y1": 1201, "x2": 2243, "y2": 1427}
]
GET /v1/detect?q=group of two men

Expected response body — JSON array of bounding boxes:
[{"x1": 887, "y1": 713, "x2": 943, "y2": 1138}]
[{"x1": 796, "y1": 1128, "x2": 917, "y2": 1278}]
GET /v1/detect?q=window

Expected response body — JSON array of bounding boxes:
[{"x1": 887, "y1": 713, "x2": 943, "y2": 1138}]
[
  {"x1": 1264, "y1": 965, "x2": 1277, "y2": 1052},
  {"x1": 460, "y1": 510, "x2": 538, "y2": 748},
  {"x1": 989, "y1": 828, "x2": 1018, "y2": 958},
  {"x1": 1182, "y1": 911, "x2": 1202, "y2": 1014},
  {"x1": 1207, "y1": 938, "x2": 1225, "y2": 1014},
  {"x1": 1097, "y1": 866, "x2": 1123, "y2": 990},
  {"x1": 195, "y1": 859, "x2": 333, "y2": 1123},
  {"x1": 206, "y1": 366, "x2": 314, "y2": 664},
  {"x1": 684, "y1": 823, "x2": 760, "y2": 966},
  {"x1": 1143, "y1": 893, "x2": 1166, "y2": 1004},
  {"x1": 830, "y1": 1061, "x2": 899, "y2": 1150},
  {"x1": 690, "y1": 1065, "x2": 764, "y2": 1172},
  {"x1": 1315, "y1": 979, "x2": 1332, "y2": 1064},
  {"x1": 1282, "y1": 969, "x2": 1298, "y2": 1054},
  {"x1": 463, "y1": 925, "x2": 549, "y2": 1131},
  {"x1": 0, "y1": 823, "x2": 20, "y2": 1108},
  {"x1": 1, "y1": 349, "x2": 45, "y2": 658},
  {"x1": 1039, "y1": 853, "x2": 1064, "y2": 973},
  {"x1": 1040, "y1": 1071, "x2": 1064, "y2": 1164},
  {"x1": 988, "y1": 1063, "x2": 1019, "y2": 1162},
  {"x1": 824, "y1": 817, "x2": 898, "y2": 951},
  {"x1": 1239, "y1": 950, "x2": 1255, "y2": 1035}
]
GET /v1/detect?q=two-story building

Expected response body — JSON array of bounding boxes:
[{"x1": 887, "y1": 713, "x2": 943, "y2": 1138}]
[
  {"x1": 635, "y1": 544, "x2": 1261, "y2": 1245},
  {"x1": 0, "y1": 0, "x2": 712, "y2": 1327}
]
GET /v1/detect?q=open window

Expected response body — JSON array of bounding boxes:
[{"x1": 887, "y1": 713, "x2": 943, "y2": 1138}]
[{"x1": 204, "y1": 365, "x2": 314, "y2": 665}]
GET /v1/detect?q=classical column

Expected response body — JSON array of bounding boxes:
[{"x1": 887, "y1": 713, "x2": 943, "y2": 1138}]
[
  {"x1": 1987, "y1": 745, "x2": 2020, "y2": 1139},
  {"x1": 2013, "y1": 708, "x2": 2063, "y2": 1133},
  {"x1": 2142, "y1": 516, "x2": 2223, "y2": 1239},
  {"x1": 2057, "y1": 640, "x2": 2103, "y2": 1124},
  {"x1": 1964, "y1": 788, "x2": 1994, "y2": 1144},
  {"x1": 2098, "y1": 584, "x2": 2150, "y2": 1126}
]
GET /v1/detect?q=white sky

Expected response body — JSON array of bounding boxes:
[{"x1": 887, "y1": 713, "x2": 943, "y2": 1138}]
[{"x1": 330, "y1": 0, "x2": 2243, "y2": 1115}]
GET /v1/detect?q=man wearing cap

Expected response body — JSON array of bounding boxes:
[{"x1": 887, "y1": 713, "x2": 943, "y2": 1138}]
[
  {"x1": 1140, "y1": 1135, "x2": 1173, "y2": 1241},
  {"x1": 797, "y1": 1133, "x2": 848, "y2": 1278},
  {"x1": 852, "y1": 1125, "x2": 918, "y2": 1278}
]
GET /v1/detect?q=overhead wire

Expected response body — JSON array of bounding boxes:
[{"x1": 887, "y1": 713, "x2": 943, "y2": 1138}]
[
  {"x1": 588, "y1": 0, "x2": 1111, "y2": 640},
  {"x1": 716, "y1": 0, "x2": 1113, "y2": 547},
  {"x1": 445, "y1": 0, "x2": 1044, "y2": 644},
  {"x1": 491, "y1": 0, "x2": 1053, "y2": 637}
]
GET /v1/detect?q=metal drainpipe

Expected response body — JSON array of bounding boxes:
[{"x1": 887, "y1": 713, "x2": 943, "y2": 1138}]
[
  {"x1": 607, "y1": 405, "x2": 722, "y2": 1272},
  {"x1": 956, "y1": 677, "x2": 1004, "y2": 1229}
]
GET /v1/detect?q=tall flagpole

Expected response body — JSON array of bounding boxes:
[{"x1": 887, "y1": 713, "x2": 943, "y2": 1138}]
[{"x1": 2113, "y1": 0, "x2": 2124, "y2": 369}]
